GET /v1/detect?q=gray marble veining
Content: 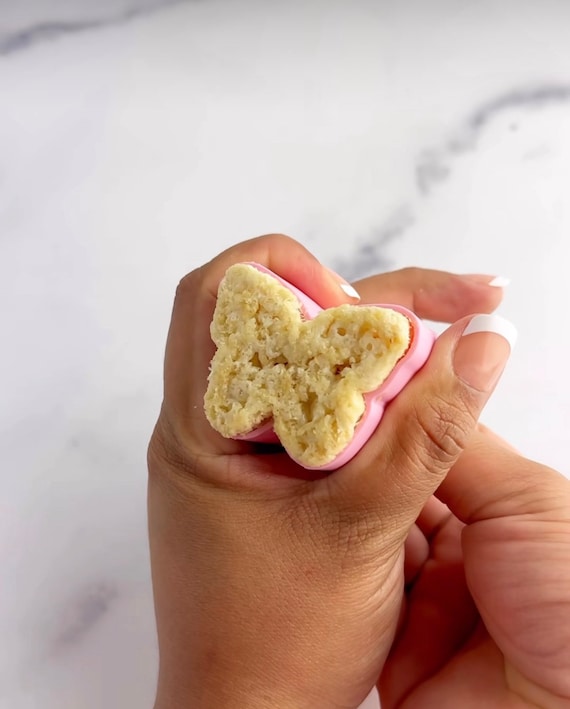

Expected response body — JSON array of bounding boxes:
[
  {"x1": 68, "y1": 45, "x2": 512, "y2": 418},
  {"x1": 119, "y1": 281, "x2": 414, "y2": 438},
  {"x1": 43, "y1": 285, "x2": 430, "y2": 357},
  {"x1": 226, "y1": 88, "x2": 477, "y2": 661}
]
[
  {"x1": 0, "y1": 0, "x2": 191, "y2": 55},
  {"x1": 53, "y1": 583, "x2": 117, "y2": 650},
  {"x1": 330, "y1": 208, "x2": 415, "y2": 281},
  {"x1": 417, "y1": 82, "x2": 570, "y2": 195},
  {"x1": 334, "y1": 82, "x2": 570, "y2": 282}
]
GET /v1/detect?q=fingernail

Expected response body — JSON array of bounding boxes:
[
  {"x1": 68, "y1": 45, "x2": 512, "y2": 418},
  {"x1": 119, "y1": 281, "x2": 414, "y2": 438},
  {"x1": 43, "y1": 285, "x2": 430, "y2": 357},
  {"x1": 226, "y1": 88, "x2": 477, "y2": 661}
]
[
  {"x1": 454, "y1": 314, "x2": 517, "y2": 392},
  {"x1": 325, "y1": 267, "x2": 360, "y2": 300},
  {"x1": 488, "y1": 276, "x2": 511, "y2": 288},
  {"x1": 463, "y1": 274, "x2": 511, "y2": 287},
  {"x1": 340, "y1": 282, "x2": 361, "y2": 299}
]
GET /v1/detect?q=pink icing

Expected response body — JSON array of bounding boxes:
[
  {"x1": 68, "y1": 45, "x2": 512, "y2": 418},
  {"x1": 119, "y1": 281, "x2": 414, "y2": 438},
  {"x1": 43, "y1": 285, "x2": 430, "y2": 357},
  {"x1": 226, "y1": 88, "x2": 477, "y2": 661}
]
[{"x1": 233, "y1": 262, "x2": 437, "y2": 470}]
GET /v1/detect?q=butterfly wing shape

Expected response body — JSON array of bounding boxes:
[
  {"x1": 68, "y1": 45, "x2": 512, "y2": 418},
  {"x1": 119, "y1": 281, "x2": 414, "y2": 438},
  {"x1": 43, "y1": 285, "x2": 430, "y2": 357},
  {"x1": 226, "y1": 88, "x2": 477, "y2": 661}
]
[{"x1": 204, "y1": 262, "x2": 435, "y2": 470}]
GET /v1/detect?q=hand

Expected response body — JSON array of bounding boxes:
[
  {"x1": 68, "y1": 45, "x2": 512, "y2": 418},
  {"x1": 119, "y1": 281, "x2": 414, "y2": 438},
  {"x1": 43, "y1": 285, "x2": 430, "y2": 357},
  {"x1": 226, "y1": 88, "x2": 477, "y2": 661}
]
[
  {"x1": 147, "y1": 233, "x2": 511, "y2": 709},
  {"x1": 380, "y1": 425, "x2": 570, "y2": 709}
]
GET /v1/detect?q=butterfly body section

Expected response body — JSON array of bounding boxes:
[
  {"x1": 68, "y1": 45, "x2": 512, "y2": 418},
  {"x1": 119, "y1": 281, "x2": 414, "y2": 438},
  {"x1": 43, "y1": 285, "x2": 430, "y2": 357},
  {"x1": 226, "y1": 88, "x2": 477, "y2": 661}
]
[{"x1": 204, "y1": 262, "x2": 435, "y2": 469}]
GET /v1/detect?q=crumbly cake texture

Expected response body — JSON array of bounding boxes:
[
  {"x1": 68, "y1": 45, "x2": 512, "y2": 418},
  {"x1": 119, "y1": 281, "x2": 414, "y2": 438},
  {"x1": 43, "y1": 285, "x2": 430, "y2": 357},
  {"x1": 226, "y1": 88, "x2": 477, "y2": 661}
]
[{"x1": 204, "y1": 263, "x2": 411, "y2": 467}]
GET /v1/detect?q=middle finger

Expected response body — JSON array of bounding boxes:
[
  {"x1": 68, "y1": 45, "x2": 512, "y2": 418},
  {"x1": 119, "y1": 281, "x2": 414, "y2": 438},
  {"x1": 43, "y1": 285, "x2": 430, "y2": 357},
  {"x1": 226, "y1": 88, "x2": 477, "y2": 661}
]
[{"x1": 354, "y1": 267, "x2": 506, "y2": 323}]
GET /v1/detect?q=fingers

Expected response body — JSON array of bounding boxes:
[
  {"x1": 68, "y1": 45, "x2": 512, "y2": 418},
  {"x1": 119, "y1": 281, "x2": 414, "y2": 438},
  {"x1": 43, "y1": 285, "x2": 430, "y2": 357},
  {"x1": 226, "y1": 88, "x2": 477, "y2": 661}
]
[
  {"x1": 403, "y1": 524, "x2": 429, "y2": 586},
  {"x1": 198, "y1": 233, "x2": 361, "y2": 307},
  {"x1": 437, "y1": 428, "x2": 570, "y2": 701},
  {"x1": 330, "y1": 313, "x2": 517, "y2": 534},
  {"x1": 354, "y1": 268, "x2": 506, "y2": 323},
  {"x1": 414, "y1": 496, "x2": 454, "y2": 541},
  {"x1": 380, "y1": 513, "x2": 478, "y2": 709},
  {"x1": 404, "y1": 498, "x2": 452, "y2": 585},
  {"x1": 437, "y1": 425, "x2": 570, "y2": 524},
  {"x1": 161, "y1": 234, "x2": 360, "y2": 457},
  {"x1": 159, "y1": 232, "x2": 512, "y2": 490}
]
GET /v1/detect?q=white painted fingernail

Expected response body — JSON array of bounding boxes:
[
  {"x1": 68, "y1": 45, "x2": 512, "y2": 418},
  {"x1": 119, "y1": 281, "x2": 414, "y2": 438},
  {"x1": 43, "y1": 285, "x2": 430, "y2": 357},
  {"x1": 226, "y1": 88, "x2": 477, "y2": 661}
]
[
  {"x1": 488, "y1": 276, "x2": 511, "y2": 288},
  {"x1": 462, "y1": 313, "x2": 518, "y2": 350},
  {"x1": 455, "y1": 314, "x2": 517, "y2": 391},
  {"x1": 340, "y1": 282, "x2": 361, "y2": 299},
  {"x1": 325, "y1": 266, "x2": 361, "y2": 300}
]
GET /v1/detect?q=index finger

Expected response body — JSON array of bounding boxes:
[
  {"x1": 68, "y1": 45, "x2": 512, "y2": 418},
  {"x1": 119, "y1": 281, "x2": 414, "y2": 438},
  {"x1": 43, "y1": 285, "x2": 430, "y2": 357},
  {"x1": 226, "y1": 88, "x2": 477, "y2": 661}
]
[{"x1": 354, "y1": 268, "x2": 505, "y2": 323}]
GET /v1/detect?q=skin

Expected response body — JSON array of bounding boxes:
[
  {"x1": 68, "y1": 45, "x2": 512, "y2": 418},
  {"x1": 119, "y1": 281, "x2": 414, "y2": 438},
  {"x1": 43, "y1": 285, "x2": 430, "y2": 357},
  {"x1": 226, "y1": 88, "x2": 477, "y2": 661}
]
[
  {"x1": 381, "y1": 428, "x2": 570, "y2": 709},
  {"x1": 147, "y1": 234, "x2": 570, "y2": 709}
]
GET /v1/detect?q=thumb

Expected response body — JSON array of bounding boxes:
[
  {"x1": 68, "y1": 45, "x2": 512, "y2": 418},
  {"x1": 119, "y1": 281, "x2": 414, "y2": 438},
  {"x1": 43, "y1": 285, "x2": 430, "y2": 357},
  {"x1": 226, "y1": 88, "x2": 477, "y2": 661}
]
[{"x1": 330, "y1": 313, "x2": 517, "y2": 532}]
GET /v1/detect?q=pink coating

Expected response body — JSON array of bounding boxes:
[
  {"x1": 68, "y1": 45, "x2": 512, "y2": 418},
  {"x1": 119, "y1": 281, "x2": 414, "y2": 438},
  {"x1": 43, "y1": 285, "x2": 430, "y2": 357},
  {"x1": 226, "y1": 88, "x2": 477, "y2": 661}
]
[{"x1": 233, "y1": 262, "x2": 436, "y2": 470}]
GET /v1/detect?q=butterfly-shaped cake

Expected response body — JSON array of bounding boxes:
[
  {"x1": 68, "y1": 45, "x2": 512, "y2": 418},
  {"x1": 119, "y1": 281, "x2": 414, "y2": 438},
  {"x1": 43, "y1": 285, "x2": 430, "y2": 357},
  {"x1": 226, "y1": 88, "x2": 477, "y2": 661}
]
[{"x1": 204, "y1": 262, "x2": 436, "y2": 470}]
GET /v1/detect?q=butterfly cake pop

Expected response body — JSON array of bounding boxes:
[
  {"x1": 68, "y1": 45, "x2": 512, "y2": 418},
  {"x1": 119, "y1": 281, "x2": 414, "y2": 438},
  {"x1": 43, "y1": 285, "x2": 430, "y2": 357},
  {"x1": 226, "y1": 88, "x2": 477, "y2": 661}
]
[{"x1": 204, "y1": 262, "x2": 436, "y2": 470}]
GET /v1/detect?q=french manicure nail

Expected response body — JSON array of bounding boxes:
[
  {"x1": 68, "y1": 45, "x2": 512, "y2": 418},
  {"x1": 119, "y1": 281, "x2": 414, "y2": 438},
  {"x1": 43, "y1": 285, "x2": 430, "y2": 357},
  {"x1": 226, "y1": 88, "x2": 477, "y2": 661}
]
[
  {"x1": 454, "y1": 314, "x2": 517, "y2": 392},
  {"x1": 488, "y1": 276, "x2": 511, "y2": 288},
  {"x1": 325, "y1": 266, "x2": 361, "y2": 300},
  {"x1": 340, "y1": 282, "x2": 361, "y2": 299},
  {"x1": 463, "y1": 274, "x2": 511, "y2": 288}
]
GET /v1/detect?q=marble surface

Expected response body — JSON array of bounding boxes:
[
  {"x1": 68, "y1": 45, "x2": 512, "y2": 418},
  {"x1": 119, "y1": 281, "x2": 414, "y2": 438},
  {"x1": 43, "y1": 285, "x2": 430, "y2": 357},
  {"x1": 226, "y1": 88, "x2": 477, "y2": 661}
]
[{"x1": 1, "y1": 1, "x2": 570, "y2": 707}]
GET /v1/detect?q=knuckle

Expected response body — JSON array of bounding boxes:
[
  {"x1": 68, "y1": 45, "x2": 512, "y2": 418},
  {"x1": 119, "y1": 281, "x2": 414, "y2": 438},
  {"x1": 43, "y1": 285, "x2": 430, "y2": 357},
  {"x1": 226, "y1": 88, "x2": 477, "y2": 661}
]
[
  {"x1": 147, "y1": 415, "x2": 201, "y2": 492},
  {"x1": 399, "y1": 266, "x2": 421, "y2": 280},
  {"x1": 250, "y1": 232, "x2": 295, "y2": 252},
  {"x1": 175, "y1": 265, "x2": 203, "y2": 296},
  {"x1": 411, "y1": 393, "x2": 473, "y2": 471},
  {"x1": 262, "y1": 232, "x2": 293, "y2": 243}
]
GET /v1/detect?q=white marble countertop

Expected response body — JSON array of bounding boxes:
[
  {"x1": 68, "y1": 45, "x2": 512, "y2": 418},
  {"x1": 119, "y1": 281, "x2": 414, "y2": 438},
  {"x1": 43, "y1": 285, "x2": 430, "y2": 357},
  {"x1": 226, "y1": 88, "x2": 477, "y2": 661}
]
[{"x1": 1, "y1": 2, "x2": 569, "y2": 707}]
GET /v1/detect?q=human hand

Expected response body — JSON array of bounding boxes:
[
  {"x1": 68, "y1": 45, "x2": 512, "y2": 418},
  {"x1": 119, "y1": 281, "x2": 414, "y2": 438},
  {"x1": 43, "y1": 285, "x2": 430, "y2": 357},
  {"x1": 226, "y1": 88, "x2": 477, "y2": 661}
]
[
  {"x1": 380, "y1": 425, "x2": 570, "y2": 709},
  {"x1": 147, "y1": 233, "x2": 512, "y2": 708}
]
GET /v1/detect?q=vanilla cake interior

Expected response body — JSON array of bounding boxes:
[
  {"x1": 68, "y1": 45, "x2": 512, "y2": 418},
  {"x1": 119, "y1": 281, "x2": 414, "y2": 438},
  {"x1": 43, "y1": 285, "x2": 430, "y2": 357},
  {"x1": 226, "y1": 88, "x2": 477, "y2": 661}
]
[{"x1": 204, "y1": 263, "x2": 411, "y2": 467}]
